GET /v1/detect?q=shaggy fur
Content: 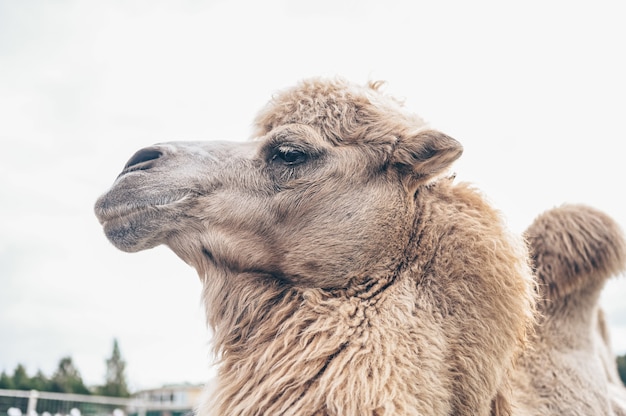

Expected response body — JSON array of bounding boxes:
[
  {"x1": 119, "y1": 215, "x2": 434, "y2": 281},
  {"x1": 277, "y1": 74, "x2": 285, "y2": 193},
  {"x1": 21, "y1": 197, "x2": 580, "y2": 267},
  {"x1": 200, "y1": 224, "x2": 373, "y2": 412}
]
[
  {"x1": 94, "y1": 77, "x2": 624, "y2": 415},
  {"x1": 513, "y1": 204, "x2": 626, "y2": 415},
  {"x1": 196, "y1": 179, "x2": 535, "y2": 416},
  {"x1": 95, "y1": 78, "x2": 536, "y2": 415}
]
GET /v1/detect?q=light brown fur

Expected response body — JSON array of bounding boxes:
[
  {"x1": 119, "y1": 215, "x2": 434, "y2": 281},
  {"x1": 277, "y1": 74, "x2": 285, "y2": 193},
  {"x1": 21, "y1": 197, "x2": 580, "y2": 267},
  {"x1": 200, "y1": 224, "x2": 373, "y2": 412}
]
[
  {"x1": 95, "y1": 77, "x2": 624, "y2": 415},
  {"x1": 513, "y1": 204, "x2": 626, "y2": 415}
]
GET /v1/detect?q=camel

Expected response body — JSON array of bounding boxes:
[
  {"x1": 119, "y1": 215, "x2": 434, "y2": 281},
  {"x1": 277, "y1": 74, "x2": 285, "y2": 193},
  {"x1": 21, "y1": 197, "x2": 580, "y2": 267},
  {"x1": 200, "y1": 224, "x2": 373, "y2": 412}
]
[
  {"x1": 513, "y1": 204, "x2": 626, "y2": 415},
  {"x1": 94, "y1": 77, "x2": 625, "y2": 415}
]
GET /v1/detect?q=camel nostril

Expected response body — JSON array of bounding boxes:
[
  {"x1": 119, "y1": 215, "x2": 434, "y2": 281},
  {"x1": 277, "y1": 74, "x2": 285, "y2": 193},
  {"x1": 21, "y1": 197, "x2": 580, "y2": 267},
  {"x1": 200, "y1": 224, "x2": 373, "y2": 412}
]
[{"x1": 123, "y1": 148, "x2": 163, "y2": 172}]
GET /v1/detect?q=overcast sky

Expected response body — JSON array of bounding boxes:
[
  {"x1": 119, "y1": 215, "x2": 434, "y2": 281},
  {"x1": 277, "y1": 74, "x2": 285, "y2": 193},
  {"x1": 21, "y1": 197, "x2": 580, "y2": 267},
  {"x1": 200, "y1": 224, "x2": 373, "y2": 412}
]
[{"x1": 1, "y1": 0, "x2": 625, "y2": 392}]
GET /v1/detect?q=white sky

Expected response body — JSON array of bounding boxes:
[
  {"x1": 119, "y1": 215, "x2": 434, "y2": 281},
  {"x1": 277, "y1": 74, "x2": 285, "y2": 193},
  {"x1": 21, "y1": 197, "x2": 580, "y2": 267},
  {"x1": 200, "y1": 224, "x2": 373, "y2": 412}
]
[{"x1": 1, "y1": 0, "x2": 625, "y2": 391}]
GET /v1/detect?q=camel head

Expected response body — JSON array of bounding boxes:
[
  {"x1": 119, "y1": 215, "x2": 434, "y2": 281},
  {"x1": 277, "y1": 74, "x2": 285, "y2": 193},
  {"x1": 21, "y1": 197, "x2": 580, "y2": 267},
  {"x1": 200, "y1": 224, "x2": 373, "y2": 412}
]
[
  {"x1": 95, "y1": 78, "x2": 538, "y2": 416},
  {"x1": 94, "y1": 78, "x2": 463, "y2": 289}
]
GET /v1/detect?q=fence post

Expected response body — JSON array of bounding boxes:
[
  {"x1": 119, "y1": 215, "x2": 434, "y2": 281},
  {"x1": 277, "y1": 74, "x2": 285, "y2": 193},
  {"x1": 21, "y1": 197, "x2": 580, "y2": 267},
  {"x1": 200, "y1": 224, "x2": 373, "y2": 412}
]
[
  {"x1": 137, "y1": 401, "x2": 146, "y2": 416},
  {"x1": 26, "y1": 390, "x2": 39, "y2": 416}
]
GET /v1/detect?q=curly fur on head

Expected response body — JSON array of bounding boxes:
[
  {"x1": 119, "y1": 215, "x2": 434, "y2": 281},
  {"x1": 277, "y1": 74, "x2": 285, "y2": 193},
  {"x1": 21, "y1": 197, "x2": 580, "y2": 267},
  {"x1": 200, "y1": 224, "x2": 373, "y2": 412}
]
[{"x1": 253, "y1": 77, "x2": 426, "y2": 145}]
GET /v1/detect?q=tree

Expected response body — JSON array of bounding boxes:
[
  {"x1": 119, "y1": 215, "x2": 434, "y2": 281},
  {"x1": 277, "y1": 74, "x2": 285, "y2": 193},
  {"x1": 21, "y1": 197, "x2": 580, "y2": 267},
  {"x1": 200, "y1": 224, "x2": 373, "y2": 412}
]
[
  {"x1": 0, "y1": 370, "x2": 14, "y2": 389},
  {"x1": 12, "y1": 364, "x2": 31, "y2": 390},
  {"x1": 618, "y1": 354, "x2": 626, "y2": 385},
  {"x1": 98, "y1": 339, "x2": 130, "y2": 397},
  {"x1": 30, "y1": 370, "x2": 51, "y2": 392},
  {"x1": 50, "y1": 356, "x2": 90, "y2": 394}
]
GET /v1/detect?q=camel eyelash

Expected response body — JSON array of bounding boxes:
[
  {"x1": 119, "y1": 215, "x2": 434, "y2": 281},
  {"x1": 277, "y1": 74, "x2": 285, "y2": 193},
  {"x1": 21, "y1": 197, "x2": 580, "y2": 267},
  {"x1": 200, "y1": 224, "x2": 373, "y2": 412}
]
[
  {"x1": 272, "y1": 145, "x2": 308, "y2": 165},
  {"x1": 265, "y1": 138, "x2": 323, "y2": 167}
]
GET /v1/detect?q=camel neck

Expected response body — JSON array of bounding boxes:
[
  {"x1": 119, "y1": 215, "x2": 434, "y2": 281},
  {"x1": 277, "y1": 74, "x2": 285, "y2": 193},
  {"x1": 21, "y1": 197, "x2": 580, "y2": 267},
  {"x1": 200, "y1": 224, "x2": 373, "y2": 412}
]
[{"x1": 201, "y1": 273, "x2": 455, "y2": 415}]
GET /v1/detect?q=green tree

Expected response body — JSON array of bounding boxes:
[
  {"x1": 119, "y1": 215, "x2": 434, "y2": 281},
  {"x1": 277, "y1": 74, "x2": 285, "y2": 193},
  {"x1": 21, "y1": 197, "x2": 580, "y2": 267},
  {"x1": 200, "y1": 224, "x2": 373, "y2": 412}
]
[
  {"x1": 0, "y1": 370, "x2": 14, "y2": 389},
  {"x1": 30, "y1": 370, "x2": 51, "y2": 391},
  {"x1": 12, "y1": 364, "x2": 31, "y2": 390},
  {"x1": 50, "y1": 356, "x2": 90, "y2": 394},
  {"x1": 618, "y1": 354, "x2": 626, "y2": 385},
  {"x1": 98, "y1": 339, "x2": 130, "y2": 397}
]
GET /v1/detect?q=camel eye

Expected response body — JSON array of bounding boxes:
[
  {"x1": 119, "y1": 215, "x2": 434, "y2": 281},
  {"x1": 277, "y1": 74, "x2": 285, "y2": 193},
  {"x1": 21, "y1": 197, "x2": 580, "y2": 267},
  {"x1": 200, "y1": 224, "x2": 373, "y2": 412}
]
[{"x1": 273, "y1": 146, "x2": 308, "y2": 165}]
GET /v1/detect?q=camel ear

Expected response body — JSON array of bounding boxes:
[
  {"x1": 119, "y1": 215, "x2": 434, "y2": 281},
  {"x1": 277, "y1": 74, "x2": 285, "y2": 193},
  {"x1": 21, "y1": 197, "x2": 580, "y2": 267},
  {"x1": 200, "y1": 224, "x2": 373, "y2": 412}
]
[{"x1": 391, "y1": 129, "x2": 463, "y2": 185}]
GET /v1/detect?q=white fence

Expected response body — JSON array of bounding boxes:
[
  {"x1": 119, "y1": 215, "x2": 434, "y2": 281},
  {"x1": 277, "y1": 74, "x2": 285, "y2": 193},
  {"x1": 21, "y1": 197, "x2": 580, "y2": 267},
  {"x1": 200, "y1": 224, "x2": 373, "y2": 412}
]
[{"x1": 0, "y1": 390, "x2": 193, "y2": 416}]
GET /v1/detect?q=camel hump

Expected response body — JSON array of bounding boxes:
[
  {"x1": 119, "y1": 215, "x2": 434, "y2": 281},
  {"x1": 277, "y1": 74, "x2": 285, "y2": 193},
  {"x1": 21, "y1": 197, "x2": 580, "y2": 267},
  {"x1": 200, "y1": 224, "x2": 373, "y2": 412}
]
[{"x1": 524, "y1": 204, "x2": 626, "y2": 300}]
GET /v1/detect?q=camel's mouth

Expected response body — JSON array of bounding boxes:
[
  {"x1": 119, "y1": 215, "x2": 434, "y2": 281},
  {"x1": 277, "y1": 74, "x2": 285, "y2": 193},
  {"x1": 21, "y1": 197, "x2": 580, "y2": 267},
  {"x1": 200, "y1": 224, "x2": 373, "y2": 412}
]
[
  {"x1": 95, "y1": 192, "x2": 194, "y2": 224},
  {"x1": 95, "y1": 204, "x2": 149, "y2": 228},
  {"x1": 94, "y1": 197, "x2": 162, "y2": 225},
  {"x1": 94, "y1": 192, "x2": 197, "y2": 252}
]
